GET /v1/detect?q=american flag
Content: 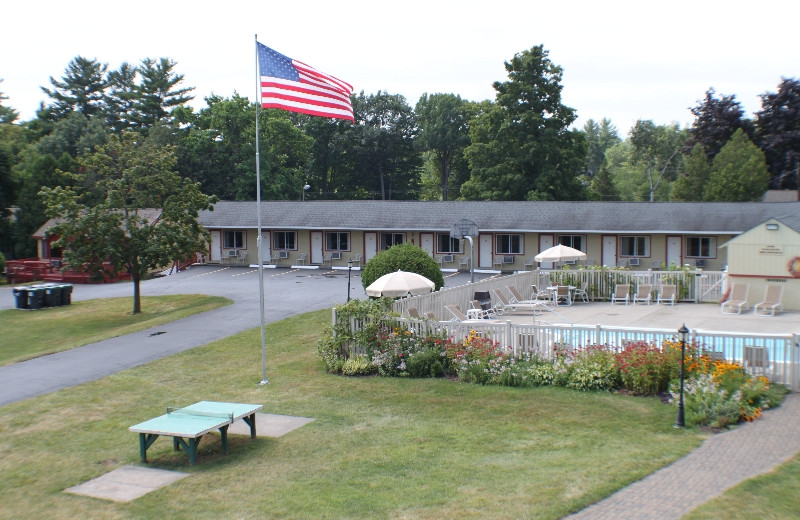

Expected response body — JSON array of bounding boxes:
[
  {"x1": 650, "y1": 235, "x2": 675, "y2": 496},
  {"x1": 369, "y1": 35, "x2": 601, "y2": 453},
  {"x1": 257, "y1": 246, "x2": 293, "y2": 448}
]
[{"x1": 257, "y1": 42, "x2": 354, "y2": 121}]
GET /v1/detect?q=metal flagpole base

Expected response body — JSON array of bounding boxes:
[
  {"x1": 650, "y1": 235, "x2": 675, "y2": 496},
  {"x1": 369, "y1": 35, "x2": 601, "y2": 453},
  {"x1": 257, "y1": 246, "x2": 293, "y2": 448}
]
[{"x1": 258, "y1": 379, "x2": 270, "y2": 385}]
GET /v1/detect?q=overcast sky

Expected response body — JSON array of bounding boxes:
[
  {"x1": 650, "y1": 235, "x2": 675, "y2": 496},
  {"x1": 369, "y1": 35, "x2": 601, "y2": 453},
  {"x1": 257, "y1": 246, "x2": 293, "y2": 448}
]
[{"x1": 2, "y1": 0, "x2": 798, "y2": 134}]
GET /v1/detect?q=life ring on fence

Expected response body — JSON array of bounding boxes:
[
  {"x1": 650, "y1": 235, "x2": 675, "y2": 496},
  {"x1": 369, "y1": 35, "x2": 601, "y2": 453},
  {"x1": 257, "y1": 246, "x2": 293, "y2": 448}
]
[
  {"x1": 788, "y1": 257, "x2": 800, "y2": 278},
  {"x1": 720, "y1": 286, "x2": 731, "y2": 304}
]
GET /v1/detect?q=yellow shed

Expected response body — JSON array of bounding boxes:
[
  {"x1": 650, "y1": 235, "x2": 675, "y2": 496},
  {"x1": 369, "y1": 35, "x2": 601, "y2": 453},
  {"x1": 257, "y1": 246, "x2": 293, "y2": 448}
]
[{"x1": 720, "y1": 217, "x2": 800, "y2": 311}]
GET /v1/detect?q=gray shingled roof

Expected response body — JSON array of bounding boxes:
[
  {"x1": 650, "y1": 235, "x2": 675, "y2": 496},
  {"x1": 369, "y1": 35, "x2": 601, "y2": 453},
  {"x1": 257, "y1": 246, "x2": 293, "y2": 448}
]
[
  {"x1": 198, "y1": 200, "x2": 800, "y2": 235},
  {"x1": 33, "y1": 208, "x2": 163, "y2": 238}
]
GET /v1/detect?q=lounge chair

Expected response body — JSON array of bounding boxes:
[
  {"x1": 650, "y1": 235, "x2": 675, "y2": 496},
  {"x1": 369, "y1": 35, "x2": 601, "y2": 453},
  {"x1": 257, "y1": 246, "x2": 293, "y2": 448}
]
[
  {"x1": 445, "y1": 305, "x2": 470, "y2": 321},
  {"x1": 295, "y1": 253, "x2": 307, "y2": 266},
  {"x1": 425, "y1": 312, "x2": 437, "y2": 320},
  {"x1": 657, "y1": 285, "x2": 676, "y2": 305},
  {"x1": 492, "y1": 288, "x2": 546, "y2": 315},
  {"x1": 611, "y1": 284, "x2": 630, "y2": 305},
  {"x1": 720, "y1": 283, "x2": 749, "y2": 314},
  {"x1": 507, "y1": 285, "x2": 544, "y2": 304},
  {"x1": 352, "y1": 254, "x2": 363, "y2": 268},
  {"x1": 753, "y1": 285, "x2": 783, "y2": 316},
  {"x1": 632, "y1": 284, "x2": 652, "y2": 305},
  {"x1": 407, "y1": 307, "x2": 421, "y2": 319},
  {"x1": 572, "y1": 281, "x2": 589, "y2": 303},
  {"x1": 469, "y1": 300, "x2": 496, "y2": 319}
]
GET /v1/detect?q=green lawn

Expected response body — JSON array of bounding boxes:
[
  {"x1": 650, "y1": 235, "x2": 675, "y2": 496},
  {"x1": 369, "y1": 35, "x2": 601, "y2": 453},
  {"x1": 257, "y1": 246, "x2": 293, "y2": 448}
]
[
  {"x1": 0, "y1": 309, "x2": 708, "y2": 520},
  {"x1": 0, "y1": 295, "x2": 231, "y2": 366}
]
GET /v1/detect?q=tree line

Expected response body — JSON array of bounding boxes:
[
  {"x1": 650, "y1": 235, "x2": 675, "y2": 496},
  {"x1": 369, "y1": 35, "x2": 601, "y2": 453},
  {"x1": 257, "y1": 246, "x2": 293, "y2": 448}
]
[{"x1": 1, "y1": 45, "x2": 798, "y2": 260}]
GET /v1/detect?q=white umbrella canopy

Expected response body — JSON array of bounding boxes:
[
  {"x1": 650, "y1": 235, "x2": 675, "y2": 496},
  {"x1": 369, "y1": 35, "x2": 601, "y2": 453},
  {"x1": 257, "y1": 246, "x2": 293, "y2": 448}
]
[
  {"x1": 365, "y1": 270, "x2": 435, "y2": 298},
  {"x1": 534, "y1": 244, "x2": 587, "y2": 263}
]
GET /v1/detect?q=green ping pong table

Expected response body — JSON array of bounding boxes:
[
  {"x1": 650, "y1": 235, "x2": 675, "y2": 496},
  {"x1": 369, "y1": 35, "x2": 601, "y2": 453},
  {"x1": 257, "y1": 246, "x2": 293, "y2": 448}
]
[{"x1": 129, "y1": 401, "x2": 263, "y2": 465}]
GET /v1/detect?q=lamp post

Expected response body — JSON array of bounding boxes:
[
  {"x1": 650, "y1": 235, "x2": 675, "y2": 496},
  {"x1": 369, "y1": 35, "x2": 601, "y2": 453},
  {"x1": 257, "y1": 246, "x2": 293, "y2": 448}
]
[
  {"x1": 302, "y1": 184, "x2": 310, "y2": 201},
  {"x1": 346, "y1": 258, "x2": 353, "y2": 302},
  {"x1": 675, "y1": 323, "x2": 689, "y2": 428}
]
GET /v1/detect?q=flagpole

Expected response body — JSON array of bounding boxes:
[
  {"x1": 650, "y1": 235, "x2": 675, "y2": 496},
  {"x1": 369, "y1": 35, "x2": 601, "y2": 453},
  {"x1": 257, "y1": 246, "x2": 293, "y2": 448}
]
[{"x1": 255, "y1": 34, "x2": 268, "y2": 385}]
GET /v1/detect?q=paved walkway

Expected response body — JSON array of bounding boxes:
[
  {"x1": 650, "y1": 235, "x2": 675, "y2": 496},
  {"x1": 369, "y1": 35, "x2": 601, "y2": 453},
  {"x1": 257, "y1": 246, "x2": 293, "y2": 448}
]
[{"x1": 565, "y1": 392, "x2": 800, "y2": 519}]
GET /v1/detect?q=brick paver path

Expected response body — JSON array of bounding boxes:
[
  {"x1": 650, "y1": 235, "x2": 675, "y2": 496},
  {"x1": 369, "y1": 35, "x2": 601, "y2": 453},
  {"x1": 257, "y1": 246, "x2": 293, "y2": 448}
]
[{"x1": 565, "y1": 392, "x2": 800, "y2": 519}]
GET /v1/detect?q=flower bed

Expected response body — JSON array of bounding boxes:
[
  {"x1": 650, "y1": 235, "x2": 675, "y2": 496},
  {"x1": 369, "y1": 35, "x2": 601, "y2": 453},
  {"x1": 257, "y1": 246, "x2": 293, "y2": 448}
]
[{"x1": 318, "y1": 300, "x2": 788, "y2": 428}]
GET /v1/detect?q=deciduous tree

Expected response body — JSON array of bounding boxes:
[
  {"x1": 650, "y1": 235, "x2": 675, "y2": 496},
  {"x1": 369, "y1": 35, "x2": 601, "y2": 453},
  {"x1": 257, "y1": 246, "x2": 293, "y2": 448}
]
[
  {"x1": 415, "y1": 93, "x2": 471, "y2": 200},
  {"x1": 671, "y1": 144, "x2": 710, "y2": 201},
  {"x1": 704, "y1": 129, "x2": 769, "y2": 201},
  {"x1": 755, "y1": 77, "x2": 800, "y2": 190},
  {"x1": 686, "y1": 88, "x2": 753, "y2": 159},
  {"x1": 40, "y1": 132, "x2": 217, "y2": 314}
]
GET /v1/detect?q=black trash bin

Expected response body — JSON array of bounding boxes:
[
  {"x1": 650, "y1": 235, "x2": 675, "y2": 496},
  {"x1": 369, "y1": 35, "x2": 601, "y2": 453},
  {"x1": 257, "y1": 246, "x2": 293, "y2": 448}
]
[
  {"x1": 27, "y1": 286, "x2": 45, "y2": 310},
  {"x1": 473, "y1": 291, "x2": 492, "y2": 311},
  {"x1": 44, "y1": 284, "x2": 62, "y2": 307},
  {"x1": 12, "y1": 287, "x2": 29, "y2": 309},
  {"x1": 60, "y1": 284, "x2": 73, "y2": 305}
]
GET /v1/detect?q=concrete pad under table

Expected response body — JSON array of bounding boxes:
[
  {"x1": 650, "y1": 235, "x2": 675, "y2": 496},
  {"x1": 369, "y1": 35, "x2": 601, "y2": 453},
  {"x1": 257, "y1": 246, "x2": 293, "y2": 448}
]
[{"x1": 64, "y1": 465, "x2": 188, "y2": 502}]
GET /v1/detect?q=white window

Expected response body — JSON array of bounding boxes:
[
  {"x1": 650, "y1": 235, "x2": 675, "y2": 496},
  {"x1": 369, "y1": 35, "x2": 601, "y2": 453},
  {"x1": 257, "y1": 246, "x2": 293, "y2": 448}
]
[
  {"x1": 495, "y1": 234, "x2": 522, "y2": 255},
  {"x1": 558, "y1": 235, "x2": 585, "y2": 251},
  {"x1": 620, "y1": 236, "x2": 649, "y2": 257},
  {"x1": 273, "y1": 231, "x2": 296, "y2": 250},
  {"x1": 437, "y1": 234, "x2": 463, "y2": 254},
  {"x1": 326, "y1": 232, "x2": 349, "y2": 251},
  {"x1": 686, "y1": 237, "x2": 715, "y2": 258},
  {"x1": 223, "y1": 230, "x2": 244, "y2": 249},
  {"x1": 381, "y1": 233, "x2": 405, "y2": 250}
]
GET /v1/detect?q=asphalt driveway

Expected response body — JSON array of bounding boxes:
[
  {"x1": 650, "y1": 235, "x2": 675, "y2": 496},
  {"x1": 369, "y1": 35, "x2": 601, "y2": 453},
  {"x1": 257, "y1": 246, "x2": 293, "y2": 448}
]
[{"x1": 0, "y1": 265, "x2": 487, "y2": 407}]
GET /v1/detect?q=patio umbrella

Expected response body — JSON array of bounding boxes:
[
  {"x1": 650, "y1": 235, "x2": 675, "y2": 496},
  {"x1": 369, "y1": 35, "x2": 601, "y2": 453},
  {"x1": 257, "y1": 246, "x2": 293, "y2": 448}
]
[
  {"x1": 534, "y1": 244, "x2": 587, "y2": 263},
  {"x1": 365, "y1": 270, "x2": 435, "y2": 298}
]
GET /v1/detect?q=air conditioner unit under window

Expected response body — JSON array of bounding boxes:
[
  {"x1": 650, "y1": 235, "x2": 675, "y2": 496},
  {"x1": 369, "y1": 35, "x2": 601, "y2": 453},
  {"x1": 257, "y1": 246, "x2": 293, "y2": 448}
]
[
  {"x1": 564, "y1": 260, "x2": 577, "y2": 265},
  {"x1": 503, "y1": 256, "x2": 515, "y2": 264},
  {"x1": 277, "y1": 251, "x2": 289, "y2": 259},
  {"x1": 628, "y1": 258, "x2": 640, "y2": 266},
  {"x1": 331, "y1": 252, "x2": 342, "y2": 260},
  {"x1": 442, "y1": 254, "x2": 454, "y2": 263},
  {"x1": 695, "y1": 259, "x2": 707, "y2": 268}
]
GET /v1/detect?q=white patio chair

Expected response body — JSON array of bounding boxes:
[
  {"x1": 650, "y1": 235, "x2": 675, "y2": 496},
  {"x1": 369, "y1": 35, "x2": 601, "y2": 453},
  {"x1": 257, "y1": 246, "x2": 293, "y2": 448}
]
[
  {"x1": 753, "y1": 285, "x2": 783, "y2": 316},
  {"x1": 657, "y1": 285, "x2": 677, "y2": 305},
  {"x1": 611, "y1": 284, "x2": 630, "y2": 305},
  {"x1": 720, "y1": 283, "x2": 749, "y2": 314},
  {"x1": 632, "y1": 284, "x2": 652, "y2": 305},
  {"x1": 572, "y1": 281, "x2": 589, "y2": 303}
]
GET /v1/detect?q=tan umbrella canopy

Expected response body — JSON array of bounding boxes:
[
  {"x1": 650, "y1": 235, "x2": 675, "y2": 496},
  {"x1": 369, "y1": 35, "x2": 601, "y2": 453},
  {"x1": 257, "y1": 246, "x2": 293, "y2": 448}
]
[
  {"x1": 365, "y1": 270, "x2": 435, "y2": 298},
  {"x1": 534, "y1": 244, "x2": 587, "y2": 263}
]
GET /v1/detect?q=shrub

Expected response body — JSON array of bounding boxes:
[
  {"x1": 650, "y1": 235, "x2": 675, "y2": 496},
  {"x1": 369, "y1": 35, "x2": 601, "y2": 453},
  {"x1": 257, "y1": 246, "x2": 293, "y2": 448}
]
[
  {"x1": 444, "y1": 331, "x2": 509, "y2": 385},
  {"x1": 565, "y1": 346, "x2": 619, "y2": 391},
  {"x1": 671, "y1": 367, "x2": 786, "y2": 428},
  {"x1": 316, "y1": 297, "x2": 395, "y2": 374},
  {"x1": 361, "y1": 243, "x2": 445, "y2": 293},
  {"x1": 341, "y1": 355, "x2": 376, "y2": 376},
  {"x1": 615, "y1": 341, "x2": 675, "y2": 395}
]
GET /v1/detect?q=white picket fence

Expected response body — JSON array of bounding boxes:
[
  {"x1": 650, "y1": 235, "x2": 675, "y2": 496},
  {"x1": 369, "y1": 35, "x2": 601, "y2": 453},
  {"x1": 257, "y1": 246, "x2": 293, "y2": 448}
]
[
  {"x1": 392, "y1": 269, "x2": 725, "y2": 322},
  {"x1": 332, "y1": 311, "x2": 800, "y2": 391}
]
